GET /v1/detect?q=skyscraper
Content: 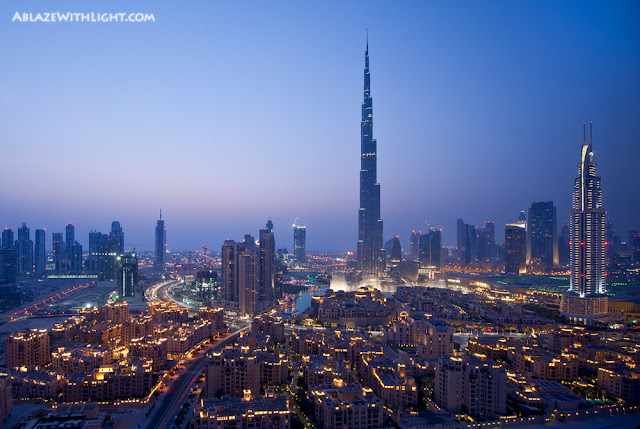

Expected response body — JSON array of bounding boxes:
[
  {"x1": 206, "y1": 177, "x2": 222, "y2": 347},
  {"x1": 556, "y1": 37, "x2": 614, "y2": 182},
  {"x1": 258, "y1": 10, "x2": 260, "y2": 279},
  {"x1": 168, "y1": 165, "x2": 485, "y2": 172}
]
[
  {"x1": 16, "y1": 223, "x2": 33, "y2": 275},
  {"x1": 410, "y1": 231, "x2": 422, "y2": 261},
  {"x1": 562, "y1": 123, "x2": 608, "y2": 321},
  {"x1": 155, "y1": 210, "x2": 166, "y2": 274},
  {"x1": 420, "y1": 228, "x2": 442, "y2": 270},
  {"x1": 357, "y1": 39, "x2": 384, "y2": 276},
  {"x1": 238, "y1": 244, "x2": 258, "y2": 316},
  {"x1": 2, "y1": 229, "x2": 14, "y2": 250},
  {"x1": 117, "y1": 252, "x2": 138, "y2": 299},
  {"x1": 111, "y1": 221, "x2": 125, "y2": 255},
  {"x1": 34, "y1": 229, "x2": 46, "y2": 275},
  {"x1": 52, "y1": 232, "x2": 64, "y2": 273},
  {"x1": 456, "y1": 219, "x2": 476, "y2": 264},
  {"x1": 259, "y1": 223, "x2": 275, "y2": 305},
  {"x1": 527, "y1": 201, "x2": 558, "y2": 270},
  {"x1": 64, "y1": 224, "x2": 82, "y2": 273},
  {"x1": 505, "y1": 222, "x2": 526, "y2": 274},
  {"x1": 293, "y1": 224, "x2": 306, "y2": 266},
  {"x1": 221, "y1": 240, "x2": 239, "y2": 302},
  {"x1": 478, "y1": 222, "x2": 496, "y2": 261},
  {"x1": 570, "y1": 123, "x2": 606, "y2": 297}
]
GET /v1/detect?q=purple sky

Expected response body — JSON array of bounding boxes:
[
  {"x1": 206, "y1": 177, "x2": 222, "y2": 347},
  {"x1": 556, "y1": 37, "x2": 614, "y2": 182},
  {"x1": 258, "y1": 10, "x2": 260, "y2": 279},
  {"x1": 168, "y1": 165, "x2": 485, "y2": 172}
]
[{"x1": 1, "y1": 0, "x2": 639, "y2": 252}]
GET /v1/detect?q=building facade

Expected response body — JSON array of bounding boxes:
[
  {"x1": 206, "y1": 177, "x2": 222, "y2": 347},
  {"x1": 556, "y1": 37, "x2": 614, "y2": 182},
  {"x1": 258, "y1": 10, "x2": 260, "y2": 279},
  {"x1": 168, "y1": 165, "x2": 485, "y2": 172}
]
[{"x1": 527, "y1": 201, "x2": 558, "y2": 269}]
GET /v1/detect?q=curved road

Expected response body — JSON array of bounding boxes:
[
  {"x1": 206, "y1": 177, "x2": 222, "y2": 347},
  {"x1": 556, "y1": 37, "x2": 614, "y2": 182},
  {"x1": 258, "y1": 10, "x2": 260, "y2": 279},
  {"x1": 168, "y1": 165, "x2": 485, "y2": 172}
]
[{"x1": 146, "y1": 327, "x2": 248, "y2": 429}]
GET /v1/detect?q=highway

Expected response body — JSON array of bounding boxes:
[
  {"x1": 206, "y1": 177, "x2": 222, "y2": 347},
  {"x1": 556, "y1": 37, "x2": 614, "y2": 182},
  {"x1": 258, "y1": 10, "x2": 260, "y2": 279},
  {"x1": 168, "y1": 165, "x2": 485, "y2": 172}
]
[{"x1": 146, "y1": 327, "x2": 248, "y2": 429}]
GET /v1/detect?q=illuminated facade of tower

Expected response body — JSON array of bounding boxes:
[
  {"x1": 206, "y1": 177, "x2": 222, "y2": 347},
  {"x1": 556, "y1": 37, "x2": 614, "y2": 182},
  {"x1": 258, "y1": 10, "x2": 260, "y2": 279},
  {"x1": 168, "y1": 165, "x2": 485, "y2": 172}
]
[
  {"x1": 570, "y1": 123, "x2": 606, "y2": 297},
  {"x1": 117, "y1": 252, "x2": 138, "y2": 299},
  {"x1": 357, "y1": 39, "x2": 384, "y2": 276},
  {"x1": 154, "y1": 210, "x2": 166, "y2": 273}
]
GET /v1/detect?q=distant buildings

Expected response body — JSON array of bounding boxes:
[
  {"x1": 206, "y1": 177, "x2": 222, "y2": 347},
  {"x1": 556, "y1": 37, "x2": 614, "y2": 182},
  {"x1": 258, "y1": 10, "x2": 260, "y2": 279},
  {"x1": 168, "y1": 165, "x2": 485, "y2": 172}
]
[
  {"x1": 1, "y1": 229, "x2": 13, "y2": 250},
  {"x1": 419, "y1": 228, "x2": 442, "y2": 270},
  {"x1": 34, "y1": 229, "x2": 46, "y2": 275},
  {"x1": 238, "y1": 241, "x2": 258, "y2": 316},
  {"x1": 64, "y1": 224, "x2": 83, "y2": 273},
  {"x1": 527, "y1": 201, "x2": 558, "y2": 270},
  {"x1": 259, "y1": 223, "x2": 275, "y2": 304},
  {"x1": 505, "y1": 222, "x2": 526, "y2": 274},
  {"x1": 357, "y1": 41, "x2": 384, "y2": 277},
  {"x1": 221, "y1": 240, "x2": 239, "y2": 302},
  {"x1": 293, "y1": 224, "x2": 306, "y2": 266},
  {"x1": 222, "y1": 224, "x2": 276, "y2": 316},
  {"x1": 87, "y1": 221, "x2": 125, "y2": 280},
  {"x1": 410, "y1": 230, "x2": 422, "y2": 261},
  {"x1": 154, "y1": 210, "x2": 166, "y2": 274},
  {"x1": 456, "y1": 219, "x2": 476, "y2": 264},
  {"x1": 16, "y1": 223, "x2": 33, "y2": 275}
]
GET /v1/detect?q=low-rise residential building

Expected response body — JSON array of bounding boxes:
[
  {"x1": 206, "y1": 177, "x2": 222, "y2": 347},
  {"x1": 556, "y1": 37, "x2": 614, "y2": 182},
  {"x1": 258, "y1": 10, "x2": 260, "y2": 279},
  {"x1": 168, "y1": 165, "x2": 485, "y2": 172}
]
[{"x1": 193, "y1": 393, "x2": 290, "y2": 429}]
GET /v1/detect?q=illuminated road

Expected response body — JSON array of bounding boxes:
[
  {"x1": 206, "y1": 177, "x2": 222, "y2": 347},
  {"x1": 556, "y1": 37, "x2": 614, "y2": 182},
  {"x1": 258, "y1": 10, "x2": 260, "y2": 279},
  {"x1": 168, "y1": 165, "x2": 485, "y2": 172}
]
[
  {"x1": 1, "y1": 282, "x2": 95, "y2": 323},
  {"x1": 146, "y1": 327, "x2": 248, "y2": 429},
  {"x1": 145, "y1": 280, "x2": 181, "y2": 304}
]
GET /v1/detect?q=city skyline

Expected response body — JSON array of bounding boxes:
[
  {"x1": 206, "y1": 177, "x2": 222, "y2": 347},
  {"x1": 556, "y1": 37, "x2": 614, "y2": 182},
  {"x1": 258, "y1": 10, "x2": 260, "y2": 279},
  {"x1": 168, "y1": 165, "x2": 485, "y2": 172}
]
[{"x1": 1, "y1": 1, "x2": 639, "y2": 251}]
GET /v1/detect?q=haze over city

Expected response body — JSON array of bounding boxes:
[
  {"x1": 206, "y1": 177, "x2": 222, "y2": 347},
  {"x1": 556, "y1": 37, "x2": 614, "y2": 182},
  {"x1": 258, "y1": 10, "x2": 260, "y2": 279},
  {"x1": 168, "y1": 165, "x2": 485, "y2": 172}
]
[{"x1": 1, "y1": 0, "x2": 638, "y2": 251}]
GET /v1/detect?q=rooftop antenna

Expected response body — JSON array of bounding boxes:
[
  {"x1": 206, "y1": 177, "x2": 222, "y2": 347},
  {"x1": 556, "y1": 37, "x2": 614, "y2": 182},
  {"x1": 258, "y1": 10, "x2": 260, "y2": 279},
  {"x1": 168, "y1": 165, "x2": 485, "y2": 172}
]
[
  {"x1": 159, "y1": 208, "x2": 162, "y2": 220},
  {"x1": 366, "y1": 27, "x2": 368, "y2": 49}
]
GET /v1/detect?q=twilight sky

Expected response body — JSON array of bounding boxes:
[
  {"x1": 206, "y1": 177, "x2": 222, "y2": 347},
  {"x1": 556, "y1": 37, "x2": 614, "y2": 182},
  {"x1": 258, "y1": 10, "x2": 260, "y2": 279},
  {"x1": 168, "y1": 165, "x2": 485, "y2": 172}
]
[{"x1": 1, "y1": 0, "x2": 639, "y2": 252}]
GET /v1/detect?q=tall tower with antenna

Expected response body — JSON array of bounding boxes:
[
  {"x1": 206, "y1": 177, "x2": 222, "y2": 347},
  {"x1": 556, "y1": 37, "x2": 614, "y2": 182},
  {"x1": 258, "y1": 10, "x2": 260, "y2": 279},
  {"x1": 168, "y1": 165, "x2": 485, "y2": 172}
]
[
  {"x1": 154, "y1": 209, "x2": 166, "y2": 274},
  {"x1": 561, "y1": 123, "x2": 608, "y2": 322},
  {"x1": 357, "y1": 33, "x2": 384, "y2": 277}
]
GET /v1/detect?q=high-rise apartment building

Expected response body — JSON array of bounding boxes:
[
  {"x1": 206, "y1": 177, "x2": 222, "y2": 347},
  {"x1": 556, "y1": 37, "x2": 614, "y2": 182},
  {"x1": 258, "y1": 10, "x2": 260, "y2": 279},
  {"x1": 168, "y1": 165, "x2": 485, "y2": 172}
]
[
  {"x1": 16, "y1": 223, "x2": 33, "y2": 275},
  {"x1": 52, "y1": 232, "x2": 64, "y2": 273},
  {"x1": 527, "y1": 201, "x2": 558, "y2": 269},
  {"x1": 357, "y1": 40, "x2": 384, "y2": 276},
  {"x1": 478, "y1": 221, "x2": 496, "y2": 260},
  {"x1": 419, "y1": 228, "x2": 442, "y2": 270},
  {"x1": 110, "y1": 221, "x2": 124, "y2": 255},
  {"x1": 457, "y1": 219, "x2": 476, "y2": 264},
  {"x1": 562, "y1": 123, "x2": 607, "y2": 320},
  {"x1": 410, "y1": 230, "x2": 422, "y2": 261},
  {"x1": 0, "y1": 249, "x2": 17, "y2": 284},
  {"x1": 1, "y1": 229, "x2": 14, "y2": 250},
  {"x1": 293, "y1": 224, "x2": 306, "y2": 266},
  {"x1": 505, "y1": 222, "x2": 526, "y2": 274},
  {"x1": 117, "y1": 252, "x2": 138, "y2": 299},
  {"x1": 221, "y1": 240, "x2": 239, "y2": 302},
  {"x1": 238, "y1": 246, "x2": 258, "y2": 316},
  {"x1": 34, "y1": 229, "x2": 46, "y2": 275},
  {"x1": 87, "y1": 222, "x2": 125, "y2": 280},
  {"x1": 64, "y1": 224, "x2": 82, "y2": 273},
  {"x1": 259, "y1": 223, "x2": 275, "y2": 305},
  {"x1": 154, "y1": 210, "x2": 166, "y2": 274}
]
